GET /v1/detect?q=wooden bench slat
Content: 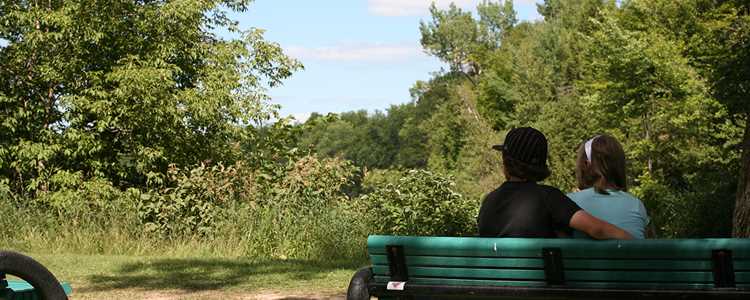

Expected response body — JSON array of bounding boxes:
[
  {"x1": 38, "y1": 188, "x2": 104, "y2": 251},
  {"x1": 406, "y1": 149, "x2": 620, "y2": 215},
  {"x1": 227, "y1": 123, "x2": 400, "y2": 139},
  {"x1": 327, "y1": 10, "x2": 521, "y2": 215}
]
[
  {"x1": 736, "y1": 261, "x2": 750, "y2": 270},
  {"x1": 565, "y1": 259, "x2": 711, "y2": 270},
  {"x1": 368, "y1": 236, "x2": 750, "y2": 259},
  {"x1": 372, "y1": 265, "x2": 547, "y2": 280},
  {"x1": 370, "y1": 254, "x2": 545, "y2": 269},
  {"x1": 373, "y1": 266, "x2": 750, "y2": 283},
  {"x1": 370, "y1": 254, "x2": 747, "y2": 271}
]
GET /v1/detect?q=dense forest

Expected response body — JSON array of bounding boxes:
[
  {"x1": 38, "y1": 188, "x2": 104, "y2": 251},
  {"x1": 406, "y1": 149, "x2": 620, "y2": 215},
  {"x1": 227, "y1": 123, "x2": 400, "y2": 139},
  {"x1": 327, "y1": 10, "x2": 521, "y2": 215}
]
[{"x1": 0, "y1": 0, "x2": 748, "y2": 260}]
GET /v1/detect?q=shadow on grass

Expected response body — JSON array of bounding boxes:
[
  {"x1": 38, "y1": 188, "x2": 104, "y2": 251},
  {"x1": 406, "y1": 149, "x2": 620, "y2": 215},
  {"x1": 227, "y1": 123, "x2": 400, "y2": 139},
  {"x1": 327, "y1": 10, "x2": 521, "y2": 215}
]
[{"x1": 82, "y1": 257, "x2": 365, "y2": 292}]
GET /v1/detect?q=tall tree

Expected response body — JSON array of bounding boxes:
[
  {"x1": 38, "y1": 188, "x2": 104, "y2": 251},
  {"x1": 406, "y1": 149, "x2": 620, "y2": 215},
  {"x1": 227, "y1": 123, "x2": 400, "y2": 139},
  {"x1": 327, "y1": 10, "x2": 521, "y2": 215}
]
[
  {"x1": 420, "y1": 1, "x2": 516, "y2": 82},
  {"x1": 0, "y1": 0, "x2": 301, "y2": 192}
]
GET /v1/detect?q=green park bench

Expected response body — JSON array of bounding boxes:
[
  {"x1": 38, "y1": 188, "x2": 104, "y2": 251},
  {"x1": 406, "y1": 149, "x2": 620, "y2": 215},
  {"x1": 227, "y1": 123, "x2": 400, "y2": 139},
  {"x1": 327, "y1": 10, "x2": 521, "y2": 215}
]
[{"x1": 347, "y1": 235, "x2": 750, "y2": 299}]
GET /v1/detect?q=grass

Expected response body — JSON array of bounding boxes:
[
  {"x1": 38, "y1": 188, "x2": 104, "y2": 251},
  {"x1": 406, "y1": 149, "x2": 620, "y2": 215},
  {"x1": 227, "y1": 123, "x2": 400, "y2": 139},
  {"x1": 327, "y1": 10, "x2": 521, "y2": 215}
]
[
  {"x1": 0, "y1": 184, "x2": 373, "y2": 298},
  {"x1": 20, "y1": 252, "x2": 367, "y2": 299}
]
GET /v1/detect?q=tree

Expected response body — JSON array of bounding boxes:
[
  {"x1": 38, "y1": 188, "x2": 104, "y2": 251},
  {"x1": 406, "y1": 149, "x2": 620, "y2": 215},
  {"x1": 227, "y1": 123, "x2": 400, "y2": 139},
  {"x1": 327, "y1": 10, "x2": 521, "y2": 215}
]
[
  {"x1": 690, "y1": 1, "x2": 750, "y2": 237},
  {"x1": 420, "y1": 1, "x2": 516, "y2": 82},
  {"x1": 0, "y1": 0, "x2": 301, "y2": 193}
]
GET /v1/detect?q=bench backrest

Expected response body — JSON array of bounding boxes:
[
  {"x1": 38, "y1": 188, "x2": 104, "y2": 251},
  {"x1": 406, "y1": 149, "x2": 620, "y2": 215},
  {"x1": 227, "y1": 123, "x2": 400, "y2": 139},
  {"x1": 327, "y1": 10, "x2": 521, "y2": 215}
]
[{"x1": 368, "y1": 235, "x2": 750, "y2": 290}]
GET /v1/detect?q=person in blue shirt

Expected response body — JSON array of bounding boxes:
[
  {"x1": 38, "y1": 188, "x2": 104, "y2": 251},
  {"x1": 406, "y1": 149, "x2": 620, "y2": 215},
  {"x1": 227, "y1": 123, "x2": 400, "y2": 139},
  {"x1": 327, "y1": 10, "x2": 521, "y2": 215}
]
[{"x1": 567, "y1": 134, "x2": 650, "y2": 239}]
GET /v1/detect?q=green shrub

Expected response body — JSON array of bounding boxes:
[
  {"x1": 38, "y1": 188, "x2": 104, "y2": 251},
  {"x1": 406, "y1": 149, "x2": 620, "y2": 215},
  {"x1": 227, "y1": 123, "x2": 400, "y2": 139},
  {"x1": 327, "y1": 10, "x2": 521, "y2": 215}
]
[
  {"x1": 360, "y1": 168, "x2": 402, "y2": 194},
  {"x1": 40, "y1": 173, "x2": 137, "y2": 221},
  {"x1": 265, "y1": 155, "x2": 358, "y2": 210},
  {"x1": 137, "y1": 163, "x2": 254, "y2": 237},
  {"x1": 0, "y1": 155, "x2": 369, "y2": 260},
  {"x1": 358, "y1": 169, "x2": 476, "y2": 236}
]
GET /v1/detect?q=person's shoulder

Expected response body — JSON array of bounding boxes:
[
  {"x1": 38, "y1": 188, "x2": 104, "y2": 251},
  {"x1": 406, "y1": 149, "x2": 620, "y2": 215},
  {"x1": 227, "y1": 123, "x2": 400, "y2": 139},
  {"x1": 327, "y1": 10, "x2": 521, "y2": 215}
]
[
  {"x1": 567, "y1": 188, "x2": 595, "y2": 201},
  {"x1": 613, "y1": 190, "x2": 643, "y2": 202},
  {"x1": 537, "y1": 183, "x2": 565, "y2": 193},
  {"x1": 482, "y1": 184, "x2": 506, "y2": 201},
  {"x1": 536, "y1": 184, "x2": 569, "y2": 199},
  {"x1": 620, "y1": 191, "x2": 648, "y2": 210}
]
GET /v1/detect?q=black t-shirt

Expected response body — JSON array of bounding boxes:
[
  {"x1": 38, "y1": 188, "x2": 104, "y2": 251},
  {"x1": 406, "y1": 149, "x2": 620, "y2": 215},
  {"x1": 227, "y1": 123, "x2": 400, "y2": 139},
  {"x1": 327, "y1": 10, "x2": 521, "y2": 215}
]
[{"x1": 477, "y1": 181, "x2": 581, "y2": 237}]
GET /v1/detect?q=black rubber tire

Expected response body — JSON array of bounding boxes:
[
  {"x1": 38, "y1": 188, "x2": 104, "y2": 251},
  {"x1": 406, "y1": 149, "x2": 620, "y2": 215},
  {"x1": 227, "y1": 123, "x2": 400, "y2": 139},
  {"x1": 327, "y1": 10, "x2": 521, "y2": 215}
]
[
  {"x1": 346, "y1": 267, "x2": 373, "y2": 300},
  {"x1": 0, "y1": 251, "x2": 68, "y2": 300}
]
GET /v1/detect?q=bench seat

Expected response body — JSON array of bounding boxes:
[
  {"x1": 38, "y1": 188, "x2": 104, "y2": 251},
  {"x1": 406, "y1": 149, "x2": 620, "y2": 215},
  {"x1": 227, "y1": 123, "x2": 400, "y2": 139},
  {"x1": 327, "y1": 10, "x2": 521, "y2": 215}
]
[{"x1": 350, "y1": 235, "x2": 750, "y2": 299}]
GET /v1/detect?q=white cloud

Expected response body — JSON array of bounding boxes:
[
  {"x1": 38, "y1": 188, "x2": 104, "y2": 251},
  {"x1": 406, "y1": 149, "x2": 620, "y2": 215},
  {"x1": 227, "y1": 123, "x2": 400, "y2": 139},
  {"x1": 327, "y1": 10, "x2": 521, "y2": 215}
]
[
  {"x1": 368, "y1": 0, "x2": 475, "y2": 17},
  {"x1": 286, "y1": 44, "x2": 425, "y2": 63},
  {"x1": 368, "y1": 0, "x2": 540, "y2": 17},
  {"x1": 289, "y1": 112, "x2": 312, "y2": 124}
]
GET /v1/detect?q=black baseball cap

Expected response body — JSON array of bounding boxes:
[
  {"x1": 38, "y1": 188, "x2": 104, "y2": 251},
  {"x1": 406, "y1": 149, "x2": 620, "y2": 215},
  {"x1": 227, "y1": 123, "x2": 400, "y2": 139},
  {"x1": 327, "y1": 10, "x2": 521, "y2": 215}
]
[{"x1": 492, "y1": 127, "x2": 548, "y2": 167}]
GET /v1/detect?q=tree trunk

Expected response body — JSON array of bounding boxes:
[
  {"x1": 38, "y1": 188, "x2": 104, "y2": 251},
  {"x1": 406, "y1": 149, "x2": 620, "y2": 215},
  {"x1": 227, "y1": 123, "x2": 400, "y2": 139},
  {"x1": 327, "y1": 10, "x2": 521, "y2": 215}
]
[{"x1": 733, "y1": 115, "x2": 750, "y2": 237}]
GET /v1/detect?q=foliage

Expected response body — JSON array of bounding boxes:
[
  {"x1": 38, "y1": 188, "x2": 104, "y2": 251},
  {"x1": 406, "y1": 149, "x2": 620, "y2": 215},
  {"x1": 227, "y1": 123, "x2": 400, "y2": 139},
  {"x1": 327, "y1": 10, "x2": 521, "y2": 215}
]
[
  {"x1": 419, "y1": 0, "x2": 516, "y2": 78},
  {"x1": 358, "y1": 170, "x2": 476, "y2": 236},
  {"x1": 300, "y1": 108, "x2": 416, "y2": 169},
  {"x1": 265, "y1": 155, "x2": 358, "y2": 210},
  {"x1": 684, "y1": 0, "x2": 750, "y2": 237},
  {"x1": 137, "y1": 162, "x2": 253, "y2": 237},
  {"x1": 0, "y1": 0, "x2": 302, "y2": 195},
  {"x1": 360, "y1": 168, "x2": 403, "y2": 194}
]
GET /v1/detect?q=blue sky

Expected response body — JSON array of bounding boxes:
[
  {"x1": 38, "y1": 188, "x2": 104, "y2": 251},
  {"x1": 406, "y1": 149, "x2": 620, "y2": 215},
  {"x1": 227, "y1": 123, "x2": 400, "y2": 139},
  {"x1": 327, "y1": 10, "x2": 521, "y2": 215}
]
[{"x1": 229, "y1": 0, "x2": 543, "y2": 122}]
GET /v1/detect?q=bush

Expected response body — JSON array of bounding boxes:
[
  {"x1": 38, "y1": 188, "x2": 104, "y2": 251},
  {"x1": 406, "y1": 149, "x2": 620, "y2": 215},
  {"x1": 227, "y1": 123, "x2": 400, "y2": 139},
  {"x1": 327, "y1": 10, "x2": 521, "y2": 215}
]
[
  {"x1": 0, "y1": 155, "x2": 369, "y2": 260},
  {"x1": 40, "y1": 173, "x2": 137, "y2": 221},
  {"x1": 137, "y1": 162, "x2": 254, "y2": 237},
  {"x1": 360, "y1": 168, "x2": 402, "y2": 194},
  {"x1": 264, "y1": 155, "x2": 358, "y2": 211},
  {"x1": 358, "y1": 169, "x2": 476, "y2": 236}
]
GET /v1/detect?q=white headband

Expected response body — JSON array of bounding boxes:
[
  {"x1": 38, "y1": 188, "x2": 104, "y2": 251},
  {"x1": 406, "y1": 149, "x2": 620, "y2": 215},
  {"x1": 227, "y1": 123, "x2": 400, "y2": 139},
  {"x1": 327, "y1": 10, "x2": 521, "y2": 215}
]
[{"x1": 584, "y1": 135, "x2": 601, "y2": 162}]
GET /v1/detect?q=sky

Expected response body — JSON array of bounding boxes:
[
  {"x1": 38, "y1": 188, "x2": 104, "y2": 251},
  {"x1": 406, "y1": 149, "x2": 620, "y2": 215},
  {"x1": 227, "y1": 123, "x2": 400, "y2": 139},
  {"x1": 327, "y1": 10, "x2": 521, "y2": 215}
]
[{"x1": 230, "y1": 0, "x2": 544, "y2": 122}]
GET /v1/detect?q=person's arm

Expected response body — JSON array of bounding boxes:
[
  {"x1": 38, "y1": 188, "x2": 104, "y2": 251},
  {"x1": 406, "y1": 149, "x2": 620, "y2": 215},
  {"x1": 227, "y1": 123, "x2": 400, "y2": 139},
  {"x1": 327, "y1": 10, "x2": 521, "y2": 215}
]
[{"x1": 569, "y1": 210, "x2": 634, "y2": 240}]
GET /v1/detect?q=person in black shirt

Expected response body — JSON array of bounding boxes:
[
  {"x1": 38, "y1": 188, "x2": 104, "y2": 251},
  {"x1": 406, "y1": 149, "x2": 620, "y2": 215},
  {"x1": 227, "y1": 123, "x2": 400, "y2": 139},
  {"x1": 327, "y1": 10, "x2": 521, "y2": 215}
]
[{"x1": 478, "y1": 127, "x2": 633, "y2": 239}]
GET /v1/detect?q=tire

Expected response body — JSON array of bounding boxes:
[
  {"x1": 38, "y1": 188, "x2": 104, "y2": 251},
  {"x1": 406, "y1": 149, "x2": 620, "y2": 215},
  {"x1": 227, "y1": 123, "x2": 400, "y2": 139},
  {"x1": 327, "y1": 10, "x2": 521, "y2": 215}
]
[
  {"x1": 347, "y1": 267, "x2": 373, "y2": 300},
  {"x1": 0, "y1": 251, "x2": 68, "y2": 300}
]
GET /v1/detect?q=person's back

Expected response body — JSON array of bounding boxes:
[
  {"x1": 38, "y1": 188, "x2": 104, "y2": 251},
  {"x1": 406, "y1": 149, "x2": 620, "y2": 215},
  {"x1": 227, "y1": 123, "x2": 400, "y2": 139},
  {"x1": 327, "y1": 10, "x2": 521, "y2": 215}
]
[
  {"x1": 569, "y1": 135, "x2": 649, "y2": 239},
  {"x1": 568, "y1": 188, "x2": 648, "y2": 239},
  {"x1": 479, "y1": 182, "x2": 578, "y2": 237}
]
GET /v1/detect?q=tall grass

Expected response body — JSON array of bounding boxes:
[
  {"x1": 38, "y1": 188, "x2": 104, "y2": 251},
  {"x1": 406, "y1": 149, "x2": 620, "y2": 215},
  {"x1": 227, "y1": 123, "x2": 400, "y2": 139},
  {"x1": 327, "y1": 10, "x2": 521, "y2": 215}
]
[{"x1": 0, "y1": 197, "x2": 369, "y2": 261}]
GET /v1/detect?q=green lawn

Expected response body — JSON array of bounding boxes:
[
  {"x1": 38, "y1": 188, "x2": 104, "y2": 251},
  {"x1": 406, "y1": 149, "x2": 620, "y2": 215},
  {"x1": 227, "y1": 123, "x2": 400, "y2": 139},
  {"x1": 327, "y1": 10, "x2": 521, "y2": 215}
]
[{"x1": 21, "y1": 253, "x2": 366, "y2": 299}]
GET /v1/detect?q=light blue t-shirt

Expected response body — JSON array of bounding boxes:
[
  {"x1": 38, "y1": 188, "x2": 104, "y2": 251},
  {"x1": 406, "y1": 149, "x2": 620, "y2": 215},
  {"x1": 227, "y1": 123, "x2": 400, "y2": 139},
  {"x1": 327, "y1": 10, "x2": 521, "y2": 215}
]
[{"x1": 567, "y1": 188, "x2": 649, "y2": 239}]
